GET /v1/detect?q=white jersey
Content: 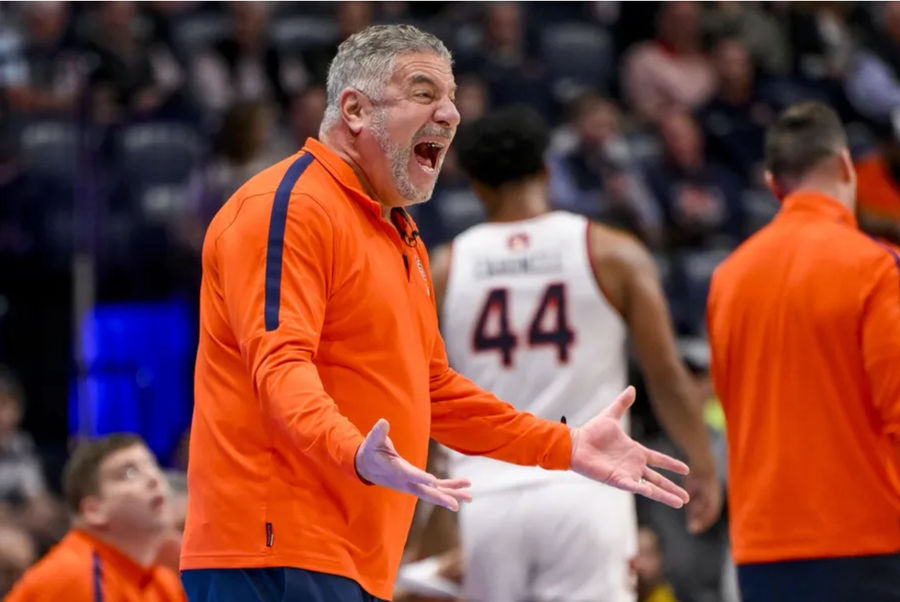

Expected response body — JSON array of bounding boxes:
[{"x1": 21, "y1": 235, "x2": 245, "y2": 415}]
[{"x1": 442, "y1": 211, "x2": 628, "y2": 494}]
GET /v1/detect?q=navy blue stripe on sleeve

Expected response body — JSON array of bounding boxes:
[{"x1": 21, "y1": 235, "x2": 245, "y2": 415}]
[
  {"x1": 93, "y1": 552, "x2": 103, "y2": 602},
  {"x1": 265, "y1": 153, "x2": 316, "y2": 331},
  {"x1": 883, "y1": 244, "x2": 900, "y2": 298}
]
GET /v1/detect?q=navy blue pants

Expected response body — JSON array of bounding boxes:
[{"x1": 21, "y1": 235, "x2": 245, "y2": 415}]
[
  {"x1": 181, "y1": 567, "x2": 387, "y2": 602},
  {"x1": 738, "y1": 553, "x2": 900, "y2": 602}
]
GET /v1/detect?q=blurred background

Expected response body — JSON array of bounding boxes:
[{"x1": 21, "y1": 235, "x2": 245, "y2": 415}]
[{"x1": 1, "y1": 1, "x2": 900, "y2": 600}]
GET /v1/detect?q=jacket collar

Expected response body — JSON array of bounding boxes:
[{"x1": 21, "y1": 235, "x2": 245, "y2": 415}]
[
  {"x1": 779, "y1": 191, "x2": 857, "y2": 228},
  {"x1": 70, "y1": 529, "x2": 157, "y2": 587},
  {"x1": 301, "y1": 137, "x2": 385, "y2": 219}
]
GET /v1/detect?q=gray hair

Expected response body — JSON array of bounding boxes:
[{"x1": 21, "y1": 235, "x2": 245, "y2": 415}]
[{"x1": 321, "y1": 24, "x2": 452, "y2": 130}]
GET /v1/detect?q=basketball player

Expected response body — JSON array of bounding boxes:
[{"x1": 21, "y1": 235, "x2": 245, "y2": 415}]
[{"x1": 431, "y1": 106, "x2": 721, "y2": 602}]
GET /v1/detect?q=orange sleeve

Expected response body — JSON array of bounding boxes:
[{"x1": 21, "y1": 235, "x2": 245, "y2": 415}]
[
  {"x1": 862, "y1": 249, "x2": 900, "y2": 434},
  {"x1": 223, "y1": 192, "x2": 364, "y2": 480},
  {"x1": 427, "y1": 331, "x2": 572, "y2": 470}
]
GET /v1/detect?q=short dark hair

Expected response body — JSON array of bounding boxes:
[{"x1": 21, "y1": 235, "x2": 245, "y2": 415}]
[
  {"x1": 455, "y1": 105, "x2": 550, "y2": 188},
  {"x1": 63, "y1": 433, "x2": 146, "y2": 513},
  {"x1": 764, "y1": 102, "x2": 847, "y2": 186},
  {"x1": 0, "y1": 365, "x2": 24, "y2": 407}
]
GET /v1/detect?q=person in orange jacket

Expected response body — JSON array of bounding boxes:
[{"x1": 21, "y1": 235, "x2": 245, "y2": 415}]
[
  {"x1": 180, "y1": 24, "x2": 690, "y2": 602},
  {"x1": 7, "y1": 433, "x2": 185, "y2": 601},
  {"x1": 708, "y1": 102, "x2": 900, "y2": 600}
]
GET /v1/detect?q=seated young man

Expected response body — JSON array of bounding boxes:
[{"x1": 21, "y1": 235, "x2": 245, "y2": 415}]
[{"x1": 6, "y1": 433, "x2": 186, "y2": 601}]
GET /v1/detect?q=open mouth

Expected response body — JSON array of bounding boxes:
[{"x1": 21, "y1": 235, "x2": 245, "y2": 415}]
[{"x1": 413, "y1": 141, "x2": 444, "y2": 173}]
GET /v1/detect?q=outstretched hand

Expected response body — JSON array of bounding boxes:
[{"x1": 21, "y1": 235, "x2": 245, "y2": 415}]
[
  {"x1": 570, "y1": 387, "x2": 691, "y2": 508},
  {"x1": 355, "y1": 419, "x2": 472, "y2": 511}
]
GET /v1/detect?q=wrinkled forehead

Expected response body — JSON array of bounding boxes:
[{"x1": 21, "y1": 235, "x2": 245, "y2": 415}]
[{"x1": 388, "y1": 51, "x2": 456, "y2": 90}]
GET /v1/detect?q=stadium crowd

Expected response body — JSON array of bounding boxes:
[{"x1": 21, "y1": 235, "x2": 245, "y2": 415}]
[{"x1": 1, "y1": 2, "x2": 900, "y2": 601}]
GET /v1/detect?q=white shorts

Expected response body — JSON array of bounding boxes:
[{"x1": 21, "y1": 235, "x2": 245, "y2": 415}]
[{"x1": 460, "y1": 476, "x2": 637, "y2": 602}]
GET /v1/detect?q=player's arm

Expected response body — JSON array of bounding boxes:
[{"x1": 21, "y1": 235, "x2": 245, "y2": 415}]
[
  {"x1": 590, "y1": 223, "x2": 721, "y2": 531},
  {"x1": 224, "y1": 192, "x2": 364, "y2": 479},
  {"x1": 862, "y1": 248, "x2": 900, "y2": 455}
]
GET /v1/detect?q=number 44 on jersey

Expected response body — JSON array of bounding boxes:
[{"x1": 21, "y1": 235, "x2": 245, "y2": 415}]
[{"x1": 473, "y1": 283, "x2": 575, "y2": 367}]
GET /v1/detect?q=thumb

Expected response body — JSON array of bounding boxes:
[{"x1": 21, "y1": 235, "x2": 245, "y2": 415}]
[
  {"x1": 603, "y1": 386, "x2": 636, "y2": 420},
  {"x1": 366, "y1": 418, "x2": 390, "y2": 445}
]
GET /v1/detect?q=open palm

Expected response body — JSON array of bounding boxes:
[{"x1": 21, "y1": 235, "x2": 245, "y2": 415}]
[
  {"x1": 571, "y1": 387, "x2": 691, "y2": 508},
  {"x1": 355, "y1": 419, "x2": 472, "y2": 511}
]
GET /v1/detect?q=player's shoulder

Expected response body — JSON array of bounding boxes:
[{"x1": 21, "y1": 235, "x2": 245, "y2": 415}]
[{"x1": 587, "y1": 220, "x2": 655, "y2": 274}]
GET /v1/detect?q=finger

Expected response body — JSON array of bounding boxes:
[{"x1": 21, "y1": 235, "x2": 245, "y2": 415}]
[
  {"x1": 435, "y1": 484, "x2": 472, "y2": 503},
  {"x1": 411, "y1": 482, "x2": 462, "y2": 511},
  {"x1": 433, "y1": 477, "x2": 472, "y2": 490},
  {"x1": 628, "y1": 478, "x2": 687, "y2": 509},
  {"x1": 394, "y1": 457, "x2": 439, "y2": 487},
  {"x1": 603, "y1": 386, "x2": 636, "y2": 420},
  {"x1": 643, "y1": 467, "x2": 690, "y2": 504},
  {"x1": 643, "y1": 446, "x2": 690, "y2": 475}
]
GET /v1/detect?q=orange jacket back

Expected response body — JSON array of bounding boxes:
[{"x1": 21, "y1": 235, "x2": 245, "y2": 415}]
[{"x1": 708, "y1": 192, "x2": 900, "y2": 563}]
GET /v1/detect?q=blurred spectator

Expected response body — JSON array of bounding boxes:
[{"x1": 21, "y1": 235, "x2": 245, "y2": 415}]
[
  {"x1": 288, "y1": 84, "x2": 326, "y2": 147},
  {"x1": 301, "y1": 1, "x2": 374, "y2": 86},
  {"x1": 84, "y1": 1, "x2": 185, "y2": 124},
  {"x1": 548, "y1": 92, "x2": 662, "y2": 245},
  {"x1": 789, "y1": 2, "x2": 858, "y2": 82},
  {"x1": 647, "y1": 110, "x2": 745, "y2": 251},
  {"x1": 454, "y1": 72, "x2": 489, "y2": 122},
  {"x1": 635, "y1": 525, "x2": 679, "y2": 602},
  {"x1": 0, "y1": 522, "x2": 36, "y2": 597},
  {"x1": 207, "y1": 100, "x2": 289, "y2": 203},
  {"x1": 697, "y1": 35, "x2": 778, "y2": 186},
  {"x1": 845, "y1": 2, "x2": 900, "y2": 123},
  {"x1": 621, "y1": 2, "x2": 716, "y2": 123},
  {"x1": 456, "y1": 2, "x2": 553, "y2": 116},
  {"x1": 854, "y1": 127, "x2": 900, "y2": 245},
  {"x1": 0, "y1": 366, "x2": 44, "y2": 506},
  {"x1": 0, "y1": 366, "x2": 65, "y2": 550},
  {"x1": 703, "y1": 2, "x2": 791, "y2": 77},
  {"x1": 191, "y1": 2, "x2": 303, "y2": 115},
  {"x1": 6, "y1": 433, "x2": 185, "y2": 601},
  {"x1": 0, "y1": 2, "x2": 85, "y2": 116}
]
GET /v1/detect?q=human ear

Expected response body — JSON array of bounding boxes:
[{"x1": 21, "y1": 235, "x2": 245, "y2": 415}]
[
  {"x1": 80, "y1": 495, "x2": 108, "y2": 528},
  {"x1": 340, "y1": 89, "x2": 370, "y2": 136}
]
